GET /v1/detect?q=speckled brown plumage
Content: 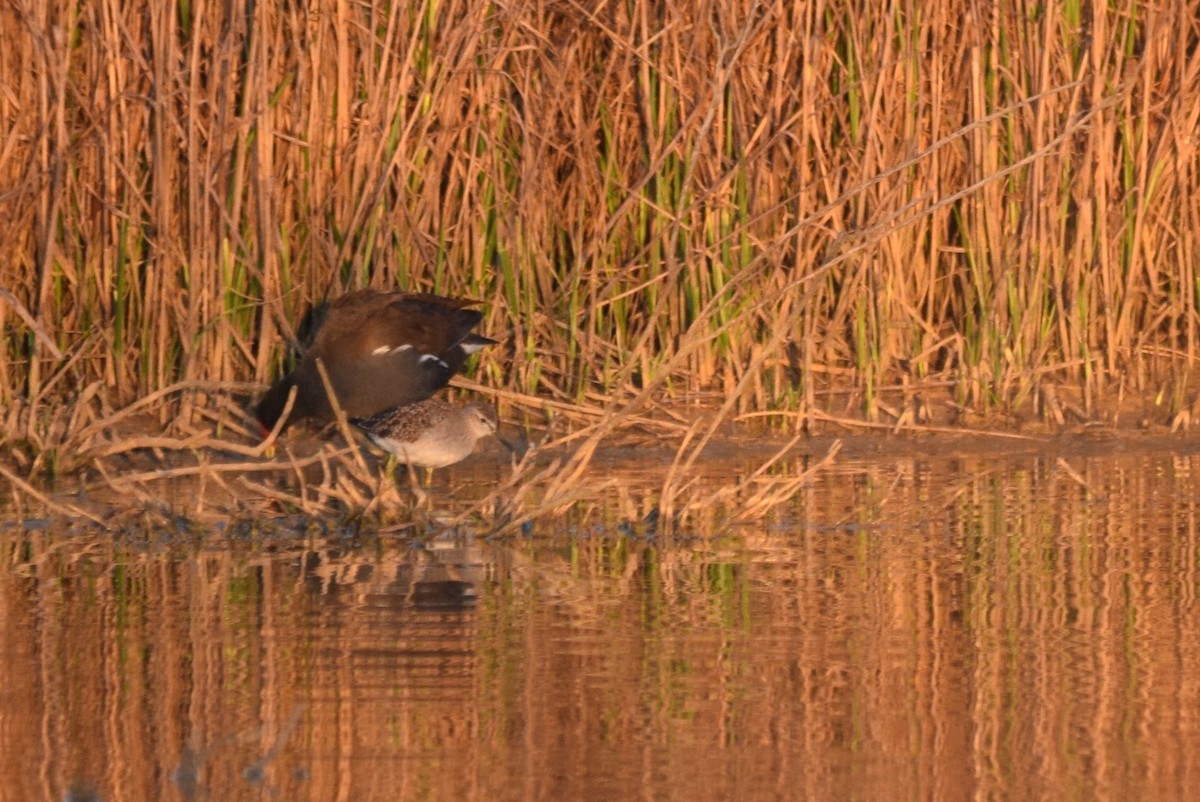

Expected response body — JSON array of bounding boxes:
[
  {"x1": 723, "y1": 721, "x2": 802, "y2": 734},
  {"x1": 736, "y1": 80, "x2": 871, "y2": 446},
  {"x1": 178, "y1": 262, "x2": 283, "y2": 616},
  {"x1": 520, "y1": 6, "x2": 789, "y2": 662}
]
[{"x1": 352, "y1": 396, "x2": 500, "y2": 468}]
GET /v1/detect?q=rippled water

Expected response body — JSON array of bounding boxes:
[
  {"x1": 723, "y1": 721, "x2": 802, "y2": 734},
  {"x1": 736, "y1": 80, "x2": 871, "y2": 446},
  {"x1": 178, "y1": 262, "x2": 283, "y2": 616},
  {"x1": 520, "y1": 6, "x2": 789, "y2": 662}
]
[{"x1": 4, "y1": 445, "x2": 1200, "y2": 801}]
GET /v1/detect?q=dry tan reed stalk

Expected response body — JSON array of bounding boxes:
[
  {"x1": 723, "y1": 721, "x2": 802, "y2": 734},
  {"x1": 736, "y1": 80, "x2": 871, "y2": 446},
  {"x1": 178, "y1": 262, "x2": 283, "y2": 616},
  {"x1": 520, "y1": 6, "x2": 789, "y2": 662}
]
[
  {"x1": 1054, "y1": 457, "x2": 1098, "y2": 499},
  {"x1": 312, "y1": 357, "x2": 372, "y2": 476},
  {"x1": 658, "y1": 420, "x2": 706, "y2": 521},
  {"x1": 237, "y1": 476, "x2": 334, "y2": 518},
  {"x1": 742, "y1": 408, "x2": 1049, "y2": 442},
  {"x1": 0, "y1": 462, "x2": 104, "y2": 526},
  {"x1": 421, "y1": 445, "x2": 609, "y2": 537},
  {"x1": 70, "y1": 381, "x2": 261, "y2": 444},
  {"x1": 0, "y1": 287, "x2": 62, "y2": 359},
  {"x1": 451, "y1": 377, "x2": 691, "y2": 434},
  {"x1": 87, "y1": 447, "x2": 360, "y2": 488},
  {"x1": 508, "y1": 250, "x2": 799, "y2": 488},
  {"x1": 708, "y1": 438, "x2": 842, "y2": 525},
  {"x1": 253, "y1": 385, "x2": 297, "y2": 457}
]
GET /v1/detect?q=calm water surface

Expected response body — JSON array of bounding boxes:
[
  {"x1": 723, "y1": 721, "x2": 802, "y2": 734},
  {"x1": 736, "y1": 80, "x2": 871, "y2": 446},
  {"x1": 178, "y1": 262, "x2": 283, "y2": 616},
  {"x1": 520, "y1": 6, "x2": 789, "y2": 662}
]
[{"x1": 3, "y1": 447, "x2": 1200, "y2": 801}]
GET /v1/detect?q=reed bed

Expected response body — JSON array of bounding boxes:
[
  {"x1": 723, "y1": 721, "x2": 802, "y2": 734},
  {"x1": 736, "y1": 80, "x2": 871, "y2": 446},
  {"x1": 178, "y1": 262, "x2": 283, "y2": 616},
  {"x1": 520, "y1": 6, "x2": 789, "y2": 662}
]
[
  {"x1": 2, "y1": 0, "x2": 1199, "y2": 520},
  {"x1": 0, "y1": 370, "x2": 847, "y2": 535}
]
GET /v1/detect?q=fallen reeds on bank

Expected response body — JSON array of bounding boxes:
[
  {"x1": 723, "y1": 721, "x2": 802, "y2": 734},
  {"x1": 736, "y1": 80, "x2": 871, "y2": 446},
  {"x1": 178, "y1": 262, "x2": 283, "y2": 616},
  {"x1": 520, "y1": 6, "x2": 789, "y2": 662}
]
[
  {"x1": 2, "y1": 1, "x2": 1199, "y2": 521},
  {"x1": 0, "y1": 374, "x2": 847, "y2": 535}
]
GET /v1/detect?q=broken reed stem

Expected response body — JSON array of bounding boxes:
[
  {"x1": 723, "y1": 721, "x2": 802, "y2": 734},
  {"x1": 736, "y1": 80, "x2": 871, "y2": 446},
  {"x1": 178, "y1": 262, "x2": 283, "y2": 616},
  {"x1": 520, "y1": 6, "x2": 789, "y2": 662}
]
[
  {"x1": 0, "y1": 287, "x2": 63, "y2": 359},
  {"x1": 791, "y1": 409, "x2": 1047, "y2": 441},
  {"x1": 451, "y1": 377, "x2": 691, "y2": 434},
  {"x1": 71, "y1": 380, "x2": 263, "y2": 445},
  {"x1": 88, "y1": 447, "x2": 361, "y2": 488},
  {"x1": 253, "y1": 384, "x2": 297, "y2": 458},
  {"x1": 313, "y1": 357, "x2": 371, "y2": 476},
  {"x1": 717, "y1": 438, "x2": 842, "y2": 525},
  {"x1": 0, "y1": 462, "x2": 104, "y2": 526}
]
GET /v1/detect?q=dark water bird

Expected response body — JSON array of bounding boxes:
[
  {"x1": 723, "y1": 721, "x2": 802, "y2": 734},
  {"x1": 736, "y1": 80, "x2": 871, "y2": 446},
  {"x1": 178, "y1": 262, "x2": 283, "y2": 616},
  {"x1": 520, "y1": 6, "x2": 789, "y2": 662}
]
[
  {"x1": 255, "y1": 290, "x2": 495, "y2": 434},
  {"x1": 351, "y1": 396, "x2": 507, "y2": 468}
]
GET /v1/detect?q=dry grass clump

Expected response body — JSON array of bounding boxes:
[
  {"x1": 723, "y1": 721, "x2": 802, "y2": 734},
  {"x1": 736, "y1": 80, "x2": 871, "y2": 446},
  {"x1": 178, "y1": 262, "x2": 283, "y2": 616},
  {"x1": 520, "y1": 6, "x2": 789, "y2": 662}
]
[
  {"x1": 2, "y1": 1, "x2": 1200, "y2": 519},
  {"x1": 1, "y1": 376, "x2": 844, "y2": 535}
]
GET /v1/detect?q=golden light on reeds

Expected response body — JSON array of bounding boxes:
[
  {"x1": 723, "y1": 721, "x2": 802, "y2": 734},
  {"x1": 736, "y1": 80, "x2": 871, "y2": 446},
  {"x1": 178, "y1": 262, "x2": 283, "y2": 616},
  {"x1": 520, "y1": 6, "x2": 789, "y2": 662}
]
[{"x1": 1, "y1": 0, "x2": 1198, "y2": 520}]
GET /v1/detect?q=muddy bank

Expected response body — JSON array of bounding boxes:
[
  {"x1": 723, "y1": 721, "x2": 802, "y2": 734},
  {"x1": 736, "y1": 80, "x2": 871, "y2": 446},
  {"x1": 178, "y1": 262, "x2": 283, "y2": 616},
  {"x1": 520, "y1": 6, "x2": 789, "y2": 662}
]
[{"x1": 7, "y1": 380, "x2": 1200, "y2": 530}]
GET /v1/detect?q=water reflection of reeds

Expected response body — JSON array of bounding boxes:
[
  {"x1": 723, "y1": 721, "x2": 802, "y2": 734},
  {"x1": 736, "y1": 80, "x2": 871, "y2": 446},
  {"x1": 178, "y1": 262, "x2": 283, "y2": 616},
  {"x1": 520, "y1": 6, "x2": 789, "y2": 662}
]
[{"x1": 3, "y1": 452, "x2": 1200, "y2": 799}]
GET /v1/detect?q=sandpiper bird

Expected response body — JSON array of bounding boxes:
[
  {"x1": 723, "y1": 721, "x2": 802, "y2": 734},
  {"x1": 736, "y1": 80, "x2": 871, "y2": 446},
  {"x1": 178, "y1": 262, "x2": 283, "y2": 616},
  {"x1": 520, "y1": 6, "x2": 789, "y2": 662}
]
[
  {"x1": 255, "y1": 290, "x2": 495, "y2": 434},
  {"x1": 351, "y1": 396, "x2": 506, "y2": 468}
]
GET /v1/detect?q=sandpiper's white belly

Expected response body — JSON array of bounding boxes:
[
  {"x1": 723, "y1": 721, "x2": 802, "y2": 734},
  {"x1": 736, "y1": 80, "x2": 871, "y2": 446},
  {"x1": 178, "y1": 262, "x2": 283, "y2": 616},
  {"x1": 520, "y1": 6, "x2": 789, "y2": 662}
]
[{"x1": 368, "y1": 432, "x2": 475, "y2": 468}]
